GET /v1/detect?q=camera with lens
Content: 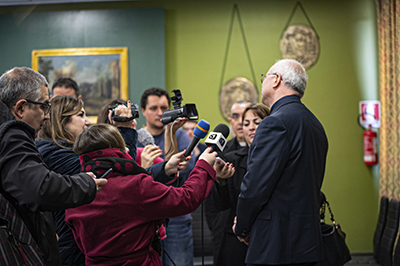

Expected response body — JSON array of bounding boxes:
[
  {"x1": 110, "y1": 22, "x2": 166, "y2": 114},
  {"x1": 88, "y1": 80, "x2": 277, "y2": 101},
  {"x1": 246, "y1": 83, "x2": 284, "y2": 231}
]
[
  {"x1": 161, "y1": 89, "x2": 198, "y2": 125},
  {"x1": 108, "y1": 99, "x2": 139, "y2": 122}
]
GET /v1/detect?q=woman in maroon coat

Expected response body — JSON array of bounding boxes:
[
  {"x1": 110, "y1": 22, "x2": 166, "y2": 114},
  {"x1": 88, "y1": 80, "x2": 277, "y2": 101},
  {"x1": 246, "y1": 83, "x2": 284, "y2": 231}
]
[{"x1": 65, "y1": 124, "x2": 217, "y2": 266}]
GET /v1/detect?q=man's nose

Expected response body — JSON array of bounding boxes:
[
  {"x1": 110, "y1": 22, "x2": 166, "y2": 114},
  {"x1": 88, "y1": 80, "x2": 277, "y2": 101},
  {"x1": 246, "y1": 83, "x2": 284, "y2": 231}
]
[{"x1": 44, "y1": 113, "x2": 50, "y2": 120}]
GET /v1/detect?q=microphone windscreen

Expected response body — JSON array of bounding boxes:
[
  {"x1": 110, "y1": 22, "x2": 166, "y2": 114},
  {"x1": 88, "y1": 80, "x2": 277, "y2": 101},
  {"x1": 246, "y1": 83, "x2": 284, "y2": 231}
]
[
  {"x1": 193, "y1": 119, "x2": 210, "y2": 139},
  {"x1": 137, "y1": 128, "x2": 155, "y2": 146},
  {"x1": 213, "y1": 124, "x2": 230, "y2": 138}
]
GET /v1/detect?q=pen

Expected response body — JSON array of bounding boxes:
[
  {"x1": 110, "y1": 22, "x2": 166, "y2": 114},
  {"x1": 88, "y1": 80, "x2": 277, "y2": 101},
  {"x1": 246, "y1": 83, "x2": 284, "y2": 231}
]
[{"x1": 97, "y1": 168, "x2": 113, "y2": 179}]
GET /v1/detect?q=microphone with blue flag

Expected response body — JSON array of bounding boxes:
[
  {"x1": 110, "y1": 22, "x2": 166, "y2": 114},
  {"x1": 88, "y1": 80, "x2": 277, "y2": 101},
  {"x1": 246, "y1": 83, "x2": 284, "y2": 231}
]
[{"x1": 184, "y1": 119, "x2": 210, "y2": 157}]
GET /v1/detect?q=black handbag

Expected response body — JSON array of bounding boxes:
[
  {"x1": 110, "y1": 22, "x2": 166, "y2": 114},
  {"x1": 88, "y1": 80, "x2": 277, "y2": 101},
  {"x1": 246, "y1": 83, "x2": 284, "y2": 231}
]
[{"x1": 320, "y1": 197, "x2": 352, "y2": 266}]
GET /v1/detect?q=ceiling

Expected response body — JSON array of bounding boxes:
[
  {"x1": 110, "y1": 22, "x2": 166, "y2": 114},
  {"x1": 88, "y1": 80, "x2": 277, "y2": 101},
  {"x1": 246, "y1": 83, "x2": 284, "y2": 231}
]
[{"x1": 0, "y1": 0, "x2": 132, "y2": 6}]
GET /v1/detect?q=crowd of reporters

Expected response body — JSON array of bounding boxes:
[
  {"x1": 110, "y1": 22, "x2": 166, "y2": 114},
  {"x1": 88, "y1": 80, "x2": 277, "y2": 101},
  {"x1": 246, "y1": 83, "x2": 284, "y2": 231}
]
[{"x1": 0, "y1": 58, "x2": 327, "y2": 266}]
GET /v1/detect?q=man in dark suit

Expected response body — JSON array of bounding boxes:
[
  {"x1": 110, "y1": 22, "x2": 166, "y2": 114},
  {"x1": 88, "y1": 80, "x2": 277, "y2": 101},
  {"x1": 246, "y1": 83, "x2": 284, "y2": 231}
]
[
  {"x1": 234, "y1": 59, "x2": 328, "y2": 266},
  {"x1": 224, "y1": 100, "x2": 252, "y2": 153}
]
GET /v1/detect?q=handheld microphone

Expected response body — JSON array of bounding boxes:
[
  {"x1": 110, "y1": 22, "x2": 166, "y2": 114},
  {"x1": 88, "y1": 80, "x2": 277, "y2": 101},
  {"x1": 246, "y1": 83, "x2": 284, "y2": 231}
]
[
  {"x1": 137, "y1": 128, "x2": 156, "y2": 146},
  {"x1": 205, "y1": 124, "x2": 230, "y2": 153},
  {"x1": 184, "y1": 119, "x2": 210, "y2": 157}
]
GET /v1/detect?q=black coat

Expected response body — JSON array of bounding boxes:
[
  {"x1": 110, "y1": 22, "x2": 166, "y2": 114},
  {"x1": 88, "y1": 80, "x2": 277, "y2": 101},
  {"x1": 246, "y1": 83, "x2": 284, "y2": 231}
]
[
  {"x1": 222, "y1": 137, "x2": 245, "y2": 158},
  {"x1": 235, "y1": 95, "x2": 328, "y2": 264},
  {"x1": 204, "y1": 137, "x2": 246, "y2": 263},
  {"x1": 212, "y1": 146, "x2": 248, "y2": 232},
  {"x1": 0, "y1": 101, "x2": 97, "y2": 266},
  {"x1": 212, "y1": 146, "x2": 249, "y2": 266}
]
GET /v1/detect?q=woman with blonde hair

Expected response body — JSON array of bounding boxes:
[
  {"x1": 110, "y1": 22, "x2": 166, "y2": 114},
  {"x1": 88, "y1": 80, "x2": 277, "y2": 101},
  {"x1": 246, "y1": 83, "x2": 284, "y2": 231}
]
[{"x1": 36, "y1": 95, "x2": 93, "y2": 265}]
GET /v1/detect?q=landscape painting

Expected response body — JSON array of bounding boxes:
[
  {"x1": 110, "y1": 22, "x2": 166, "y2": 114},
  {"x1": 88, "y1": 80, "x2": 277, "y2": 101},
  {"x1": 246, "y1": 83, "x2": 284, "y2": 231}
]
[{"x1": 32, "y1": 47, "x2": 128, "y2": 121}]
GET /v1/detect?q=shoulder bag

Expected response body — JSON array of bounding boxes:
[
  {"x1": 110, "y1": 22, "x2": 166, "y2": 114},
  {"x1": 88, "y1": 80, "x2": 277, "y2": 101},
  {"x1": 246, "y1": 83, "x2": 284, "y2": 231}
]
[{"x1": 320, "y1": 196, "x2": 352, "y2": 266}]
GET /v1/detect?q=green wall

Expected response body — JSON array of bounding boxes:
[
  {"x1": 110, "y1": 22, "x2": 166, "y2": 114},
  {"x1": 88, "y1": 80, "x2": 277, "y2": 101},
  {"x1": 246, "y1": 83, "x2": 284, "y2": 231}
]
[
  {"x1": 0, "y1": 7, "x2": 166, "y2": 126},
  {"x1": 0, "y1": 0, "x2": 379, "y2": 253},
  {"x1": 164, "y1": 0, "x2": 379, "y2": 253}
]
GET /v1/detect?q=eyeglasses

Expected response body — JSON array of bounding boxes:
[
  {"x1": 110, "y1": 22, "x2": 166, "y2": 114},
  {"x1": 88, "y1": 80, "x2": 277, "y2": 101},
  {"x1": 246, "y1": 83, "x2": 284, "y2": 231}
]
[
  {"x1": 231, "y1": 113, "x2": 240, "y2": 120},
  {"x1": 261, "y1": 73, "x2": 283, "y2": 83},
  {"x1": 26, "y1": 100, "x2": 51, "y2": 114}
]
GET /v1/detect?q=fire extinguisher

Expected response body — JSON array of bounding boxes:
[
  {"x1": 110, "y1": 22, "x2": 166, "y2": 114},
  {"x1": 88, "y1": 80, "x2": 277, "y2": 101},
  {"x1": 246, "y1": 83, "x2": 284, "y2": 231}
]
[{"x1": 363, "y1": 125, "x2": 378, "y2": 165}]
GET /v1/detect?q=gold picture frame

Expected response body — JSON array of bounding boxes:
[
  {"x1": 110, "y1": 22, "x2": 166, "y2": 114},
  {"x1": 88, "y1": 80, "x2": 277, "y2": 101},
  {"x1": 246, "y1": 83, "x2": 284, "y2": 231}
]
[{"x1": 32, "y1": 47, "x2": 128, "y2": 123}]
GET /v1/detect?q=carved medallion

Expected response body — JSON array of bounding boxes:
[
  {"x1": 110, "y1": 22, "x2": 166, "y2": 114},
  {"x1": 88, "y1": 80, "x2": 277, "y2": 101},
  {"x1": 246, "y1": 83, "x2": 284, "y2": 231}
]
[
  {"x1": 280, "y1": 25, "x2": 319, "y2": 69},
  {"x1": 219, "y1": 77, "x2": 258, "y2": 121}
]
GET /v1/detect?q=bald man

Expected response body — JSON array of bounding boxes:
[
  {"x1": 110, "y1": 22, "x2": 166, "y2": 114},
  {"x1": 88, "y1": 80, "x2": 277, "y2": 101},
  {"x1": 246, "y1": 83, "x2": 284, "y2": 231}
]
[{"x1": 234, "y1": 59, "x2": 328, "y2": 266}]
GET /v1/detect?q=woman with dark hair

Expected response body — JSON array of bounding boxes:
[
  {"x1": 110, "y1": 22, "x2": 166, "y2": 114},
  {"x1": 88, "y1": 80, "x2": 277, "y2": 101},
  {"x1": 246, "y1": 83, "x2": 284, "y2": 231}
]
[
  {"x1": 65, "y1": 124, "x2": 217, "y2": 266},
  {"x1": 212, "y1": 103, "x2": 270, "y2": 266},
  {"x1": 36, "y1": 95, "x2": 137, "y2": 266}
]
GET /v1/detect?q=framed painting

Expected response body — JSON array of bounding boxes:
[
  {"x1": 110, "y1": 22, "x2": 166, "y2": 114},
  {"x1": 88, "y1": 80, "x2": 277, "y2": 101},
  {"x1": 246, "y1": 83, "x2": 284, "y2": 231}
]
[{"x1": 32, "y1": 47, "x2": 128, "y2": 123}]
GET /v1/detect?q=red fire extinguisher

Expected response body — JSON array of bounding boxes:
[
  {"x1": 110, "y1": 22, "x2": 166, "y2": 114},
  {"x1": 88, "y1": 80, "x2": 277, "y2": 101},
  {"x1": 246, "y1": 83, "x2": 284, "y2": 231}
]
[{"x1": 363, "y1": 125, "x2": 378, "y2": 165}]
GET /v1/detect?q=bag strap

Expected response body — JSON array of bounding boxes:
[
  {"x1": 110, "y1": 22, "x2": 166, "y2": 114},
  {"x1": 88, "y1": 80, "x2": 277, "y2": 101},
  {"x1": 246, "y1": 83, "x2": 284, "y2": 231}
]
[
  {"x1": 325, "y1": 200, "x2": 336, "y2": 225},
  {"x1": 163, "y1": 248, "x2": 177, "y2": 266},
  {"x1": 320, "y1": 198, "x2": 336, "y2": 225}
]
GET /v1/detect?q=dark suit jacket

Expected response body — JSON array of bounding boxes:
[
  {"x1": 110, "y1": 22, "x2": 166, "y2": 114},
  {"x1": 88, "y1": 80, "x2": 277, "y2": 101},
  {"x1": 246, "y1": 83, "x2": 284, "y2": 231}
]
[
  {"x1": 223, "y1": 137, "x2": 245, "y2": 158},
  {"x1": 235, "y1": 95, "x2": 328, "y2": 265}
]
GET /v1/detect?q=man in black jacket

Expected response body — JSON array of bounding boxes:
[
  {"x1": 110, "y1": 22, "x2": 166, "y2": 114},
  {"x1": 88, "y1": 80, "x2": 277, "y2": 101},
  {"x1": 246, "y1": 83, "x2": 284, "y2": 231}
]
[{"x1": 0, "y1": 67, "x2": 107, "y2": 265}]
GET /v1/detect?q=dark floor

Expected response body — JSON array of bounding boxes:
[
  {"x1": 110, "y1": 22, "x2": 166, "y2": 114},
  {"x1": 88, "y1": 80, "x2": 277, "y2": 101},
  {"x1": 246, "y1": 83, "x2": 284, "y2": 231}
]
[
  {"x1": 345, "y1": 254, "x2": 380, "y2": 265},
  {"x1": 194, "y1": 255, "x2": 213, "y2": 266},
  {"x1": 193, "y1": 254, "x2": 377, "y2": 266}
]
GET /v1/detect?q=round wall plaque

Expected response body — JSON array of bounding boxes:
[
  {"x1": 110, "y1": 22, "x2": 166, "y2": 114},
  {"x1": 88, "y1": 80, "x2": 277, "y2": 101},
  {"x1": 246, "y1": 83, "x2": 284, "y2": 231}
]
[
  {"x1": 219, "y1": 77, "x2": 258, "y2": 121},
  {"x1": 280, "y1": 25, "x2": 319, "y2": 69}
]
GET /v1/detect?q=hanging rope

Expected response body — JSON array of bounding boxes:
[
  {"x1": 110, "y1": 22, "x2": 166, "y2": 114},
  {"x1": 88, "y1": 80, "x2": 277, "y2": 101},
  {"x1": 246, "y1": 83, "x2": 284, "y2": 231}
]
[
  {"x1": 220, "y1": 4, "x2": 257, "y2": 90},
  {"x1": 281, "y1": 1, "x2": 319, "y2": 39}
]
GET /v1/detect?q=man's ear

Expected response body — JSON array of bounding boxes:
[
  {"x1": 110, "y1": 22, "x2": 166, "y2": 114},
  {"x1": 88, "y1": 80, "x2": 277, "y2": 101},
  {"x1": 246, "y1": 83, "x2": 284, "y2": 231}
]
[
  {"x1": 12, "y1": 99, "x2": 27, "y2": 119},
  {"x1": 272, "y1": 74, "x2": 283, "y2": 88}
]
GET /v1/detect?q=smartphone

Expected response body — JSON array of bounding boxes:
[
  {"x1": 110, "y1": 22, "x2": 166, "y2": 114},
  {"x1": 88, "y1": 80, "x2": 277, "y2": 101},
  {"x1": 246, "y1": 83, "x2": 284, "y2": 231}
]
[{"x1": 215, "y1": 157, "x2": 226, "y2": 171}]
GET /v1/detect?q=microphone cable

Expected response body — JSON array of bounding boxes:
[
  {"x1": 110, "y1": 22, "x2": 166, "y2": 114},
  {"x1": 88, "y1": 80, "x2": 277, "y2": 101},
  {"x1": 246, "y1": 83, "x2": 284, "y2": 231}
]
[{"x1": 164, "y1": 118, "x2": 179, "y2": 159}]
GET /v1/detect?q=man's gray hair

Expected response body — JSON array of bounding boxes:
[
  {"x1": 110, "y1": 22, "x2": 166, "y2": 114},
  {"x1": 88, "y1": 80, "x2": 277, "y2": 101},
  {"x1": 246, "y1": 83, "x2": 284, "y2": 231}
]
[
  {"x1": 271, "y1": 59, "x2": 308, "y2": 96},
  {"x1": 0, "y1": 67, "x2": 48, "y2": 109}
]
